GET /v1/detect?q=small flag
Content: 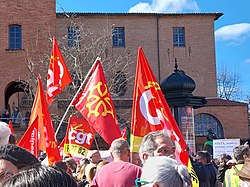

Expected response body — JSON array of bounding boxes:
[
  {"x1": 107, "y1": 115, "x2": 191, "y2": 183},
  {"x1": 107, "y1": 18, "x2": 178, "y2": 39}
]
[
  {"x1": 64, "y1": 116, "x2": 95, "y2": 157},
  {"x1": 46, "y1": 37, "x2": 72, "y2": 104},
  {"x1": 8, "y1": 120, "x2": 15, "y2": 134}
]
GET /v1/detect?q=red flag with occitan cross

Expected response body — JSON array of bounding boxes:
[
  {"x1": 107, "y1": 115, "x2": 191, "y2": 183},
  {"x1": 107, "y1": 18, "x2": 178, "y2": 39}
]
[
  {"x1": 46, "y1": 37, "x2": 72, "y2": 104},
  {"x1": 73, "y1": 58, "x2": 121, "y2": 146},
  {"x1": 130, "y1": 47, "x2": 199, "y2": 187}
]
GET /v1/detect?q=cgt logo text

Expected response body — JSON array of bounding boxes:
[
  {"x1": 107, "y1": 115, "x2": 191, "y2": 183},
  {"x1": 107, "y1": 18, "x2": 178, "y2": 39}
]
[{"x1": 69, "y1": 130, "x2": 93, "y2": 145}]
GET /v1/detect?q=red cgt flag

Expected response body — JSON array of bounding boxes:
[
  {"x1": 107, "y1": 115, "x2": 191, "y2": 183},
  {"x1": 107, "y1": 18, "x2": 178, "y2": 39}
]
[
  {"x1": 27, "y1": 77, "x2": 61, "y2": 165},
  {"x1": 64, "y1": 116, "x2": 95, "y2": 157},
  {"x1": 130, "y1": 47, "x2": 189, "y2": 166},
  {"x1": 18, "y1": 117, "x2": 39, "y2": 158},
  {"x1": 46, "y1": 37, "x2": 72, "y2": 104},
  {"x1": 73, "y1": 59, "x2": 121, "y2": 146}
]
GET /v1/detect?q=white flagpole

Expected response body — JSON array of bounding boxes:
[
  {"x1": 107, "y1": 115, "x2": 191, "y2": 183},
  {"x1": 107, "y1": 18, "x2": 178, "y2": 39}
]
[{"x1": 55, "y1": 57, "x2": 101, "y2": 136}]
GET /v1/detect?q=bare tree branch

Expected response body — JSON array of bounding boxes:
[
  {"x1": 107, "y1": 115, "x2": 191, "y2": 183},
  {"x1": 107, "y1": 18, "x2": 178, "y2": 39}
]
[{"x1": 217, "y1": 64, "x2": 242, "y2": 100}]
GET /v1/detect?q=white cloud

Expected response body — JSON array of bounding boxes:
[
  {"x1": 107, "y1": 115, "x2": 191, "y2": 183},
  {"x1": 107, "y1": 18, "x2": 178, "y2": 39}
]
[
  {"x1": 128, "y1": 0, "x2": 200, "y2": 13},
  {"x1": 215, "y1": 23, "x2": 250, "y2": 44},
  {"x1": 244, "y1": 59, "x2": 250, "y2": 64}
]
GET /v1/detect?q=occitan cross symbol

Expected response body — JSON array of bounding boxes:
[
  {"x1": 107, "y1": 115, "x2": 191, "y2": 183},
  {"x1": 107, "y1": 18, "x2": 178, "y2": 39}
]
[{"x1": 86, "y1": 82, "x2": 114, "y2": 118}]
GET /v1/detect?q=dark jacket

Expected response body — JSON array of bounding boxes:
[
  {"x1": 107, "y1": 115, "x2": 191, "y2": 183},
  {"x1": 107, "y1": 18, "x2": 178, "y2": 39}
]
[
  {"x1": 192, "y1": 162, "x2": 211, "y2": 187},
  {"x1": 205, "y1": 163, "x2": 218, "y2": 187}
]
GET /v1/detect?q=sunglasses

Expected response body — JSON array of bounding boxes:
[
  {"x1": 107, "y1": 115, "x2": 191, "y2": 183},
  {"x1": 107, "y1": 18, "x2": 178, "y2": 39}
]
[{"x1": 135, "y1": 178, "x2": 150, "y2": 187}]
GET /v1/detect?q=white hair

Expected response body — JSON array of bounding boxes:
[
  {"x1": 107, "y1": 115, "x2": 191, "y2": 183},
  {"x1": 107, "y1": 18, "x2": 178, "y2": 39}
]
[
  {"x1": 141, "y1": 156, "x2": 192, "y2": 187},
  {"x1": 0, "y1": 122, "x2": 11, "y2": 146}
]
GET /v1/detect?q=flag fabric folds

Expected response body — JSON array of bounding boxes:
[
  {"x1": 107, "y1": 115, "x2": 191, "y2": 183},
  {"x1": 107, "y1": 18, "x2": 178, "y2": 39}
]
[
  {"x1": 64, "y1": 116, "x2": 95, "y2": 157},
  {"x1": 130, "y1": 47, "x2": 199, "y2": 186},
  {"x1": 23, "y1": 77, "x2": 61, "y2": 165},
  {"x1": 130, "y1": 47, "x2": 199, "y2": 185},
  {"x1": 18, "y1": 117, "x2": 39, "y2": 158},
  {"x1": 73, "y1": 59, "x2": 121, "y2": 146},
  {"x1": 46, "y1": 37, "x2": 72, "y2": 104},
  {"x1": 130, "y1": 47, "x2": 176, "y2": 152}
]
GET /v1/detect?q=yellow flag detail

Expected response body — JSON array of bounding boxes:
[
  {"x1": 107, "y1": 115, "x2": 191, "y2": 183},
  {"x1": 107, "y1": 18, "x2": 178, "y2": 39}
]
[
  {"x1": 187, "y1": 159, "x2": 199, "y2": 187},
  {"x1": 130, "y1": 134, "x2": 143, "y2": 152}
]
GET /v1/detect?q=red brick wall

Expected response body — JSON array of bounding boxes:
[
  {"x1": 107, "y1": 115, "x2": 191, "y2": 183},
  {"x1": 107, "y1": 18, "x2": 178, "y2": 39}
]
[
  {"x1": 0, "y1": 0, "x2": 56, "y2": 112},
  {"x1": 195, "y1": 104, "x2": 249, "y2": 139},
  {"x1": 56, "y1": 14, "x2": 218, "y2": 98}
]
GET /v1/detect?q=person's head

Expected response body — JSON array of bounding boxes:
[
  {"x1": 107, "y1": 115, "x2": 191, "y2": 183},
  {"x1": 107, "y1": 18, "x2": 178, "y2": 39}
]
[
  {"x1": 87, "y1": 150, "x2": 101, "y2": 165},
  {"x1": 139, "y1": 131, "x2": 175, "y2": 163},
  {"x1": 77, "y1": 160, "x2": 90, "y2": 181},
  {"x1": 53, "y1": 161, "x2": 68, "y2": 173},
  {"x1": 233, "y1": 145, "x2": 250, "y2": 163},
  {"x1": 218, "y1": 153, "x2": 232, "y2": 167},
  {"x1": 76, "y1": 157, "x2": 90, "y2": 176},
  {"x1": 195, "y1": 151, "x2": 207, "y2": 165},
  {"x1": 84, "y1": 163, "x2": 97, "y2": 183},
  {"x1": 0, "y1": 144, "x2": 39, "y2": 181},
  {"x1": 3, "y1": 109, "x2": 8, "y2": 115},
  {"x1": 203, "y1": 150, "x2": 212, "y2": 163},
  {"x1": 110, "y1": 138, "x2": 130, "y2": 162},
  {"x1": 131, "y1": 152, "x2": 142, "y2": 167},
  {"x1": 137, "y1": 156, "x2": 191, "y2": 187},
  {"x1": 0, "y1": 122, "x2": 11, "y2": 146},
  {"x1": 235, "y1": 158, "x2": 250, "y2": 187},
  {"x1": 0, "y1": 165, "x2": 77, "y2": 187},
  {"x1": 65, "y1": 157, "x2": 77, "y2": 174}
]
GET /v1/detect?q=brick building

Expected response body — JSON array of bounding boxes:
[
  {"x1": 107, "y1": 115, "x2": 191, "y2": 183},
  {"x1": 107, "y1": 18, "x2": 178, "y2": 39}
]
[{"x1": 0, "y1": 0, "x2": 249, "y2": 151}]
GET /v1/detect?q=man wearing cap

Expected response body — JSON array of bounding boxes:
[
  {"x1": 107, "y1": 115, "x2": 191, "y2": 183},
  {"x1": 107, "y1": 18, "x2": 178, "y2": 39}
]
[
  {"x1": 235, "y1": 158, "x2": 250, "y2": 187},
  {"x1": 0, "y1": 144, "x2": 39, "y2": 181}
]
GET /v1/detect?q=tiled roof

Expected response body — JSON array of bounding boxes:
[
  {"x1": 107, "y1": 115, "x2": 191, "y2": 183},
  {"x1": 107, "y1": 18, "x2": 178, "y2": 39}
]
[
  {"x1": 56, "y1": 12, "x2": 223, "y2": 20},
  {"x1": 205, "y1": 98, "x2": 248, "y2": 106}
]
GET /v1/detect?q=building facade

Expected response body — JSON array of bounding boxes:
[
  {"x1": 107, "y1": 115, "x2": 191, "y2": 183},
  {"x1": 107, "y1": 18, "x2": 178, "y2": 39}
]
[{"x1": 0, "y1": 1, "x2": 248, "y2": 151}]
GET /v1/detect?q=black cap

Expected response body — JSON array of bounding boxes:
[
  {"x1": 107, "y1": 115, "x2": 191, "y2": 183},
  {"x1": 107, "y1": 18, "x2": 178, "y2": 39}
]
[{"x1": 0, "y1": 144, "x2": 39, "y2": 169}]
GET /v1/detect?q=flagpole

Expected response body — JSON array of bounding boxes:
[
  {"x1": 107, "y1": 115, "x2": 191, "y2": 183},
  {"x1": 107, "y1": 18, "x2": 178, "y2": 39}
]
[
  {"x1": 55, "y1": 57, "x2": 101, "y2": 136},
  {"x1": 89, "y1": 125, "x2": 100, "y2": 151}
]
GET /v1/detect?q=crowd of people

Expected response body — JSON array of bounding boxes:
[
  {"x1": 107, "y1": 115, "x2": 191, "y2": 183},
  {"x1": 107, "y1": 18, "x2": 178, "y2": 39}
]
[
  {"x1": 0, "y1": 107, "x2": 30, "y2": 127},
  {"x1": 0, "y1": 121, "x2": 249, "y2": 187}
]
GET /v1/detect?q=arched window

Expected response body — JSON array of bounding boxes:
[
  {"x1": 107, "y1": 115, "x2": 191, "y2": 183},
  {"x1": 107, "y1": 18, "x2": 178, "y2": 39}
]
[
  {"x1": 194, "y1": 113, "x2": 224, "y2": 139},
  {"x1": 9, "y1": 25, "x2": 22, "y2": 49}
]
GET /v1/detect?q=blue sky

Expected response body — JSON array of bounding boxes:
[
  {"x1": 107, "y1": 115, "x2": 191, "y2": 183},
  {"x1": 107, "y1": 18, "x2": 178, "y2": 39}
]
[{"x1": 56, "y1": 0, "x2": 250, "y2": 99}]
